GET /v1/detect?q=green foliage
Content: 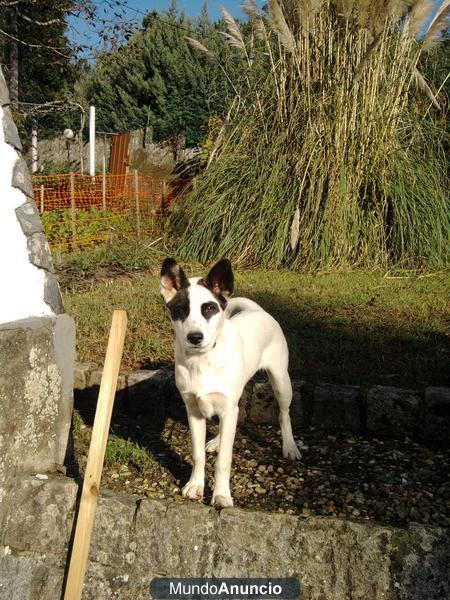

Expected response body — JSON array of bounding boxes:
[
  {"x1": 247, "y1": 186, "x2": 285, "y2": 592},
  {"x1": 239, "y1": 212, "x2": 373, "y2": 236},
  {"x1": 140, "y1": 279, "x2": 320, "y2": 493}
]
[
  {"x1": 41, "y1": 207, "x2": 132, "y2": 246},
  {"x1": 0, "y1": 0, "x2": 80, "y2": 138},
  {"x1": 39, "y1": 162, "x2": 73, "y2": 176},
  {"x1": 171, "y1": 1, "x2": 449, "y2": 271},
  {"x1": 79, "y1": 5, "x2": 241, "y2": 144}
]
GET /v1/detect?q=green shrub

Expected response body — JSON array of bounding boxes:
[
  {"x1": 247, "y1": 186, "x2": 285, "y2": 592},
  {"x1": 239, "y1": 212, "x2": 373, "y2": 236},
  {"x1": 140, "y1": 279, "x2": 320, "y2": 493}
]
[{"x1": 41, "y1": 207, "x2": 134, "y2": 247}]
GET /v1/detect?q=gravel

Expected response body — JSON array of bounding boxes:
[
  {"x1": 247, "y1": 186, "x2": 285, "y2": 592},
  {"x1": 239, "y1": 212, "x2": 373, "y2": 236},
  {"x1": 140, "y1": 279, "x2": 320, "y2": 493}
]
[{"x1": 74, "y1": 415, "x2": 450, "y2": 528}]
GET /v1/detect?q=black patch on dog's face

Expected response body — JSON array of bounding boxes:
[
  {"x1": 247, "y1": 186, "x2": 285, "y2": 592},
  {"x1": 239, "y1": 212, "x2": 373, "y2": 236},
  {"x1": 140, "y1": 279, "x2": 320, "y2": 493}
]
[
  {"x1": 201, "y1": 301, "x2": 220, "y2": 320},
  {"x1": 167, "y1": 289, "x2": 190, "y2": 322},
  {"x1": 198, "y1": 259, "x2": 233, "y2": 310},
  {"x1": 198, "y1": 280, "x2": 228, "y2": 310}
]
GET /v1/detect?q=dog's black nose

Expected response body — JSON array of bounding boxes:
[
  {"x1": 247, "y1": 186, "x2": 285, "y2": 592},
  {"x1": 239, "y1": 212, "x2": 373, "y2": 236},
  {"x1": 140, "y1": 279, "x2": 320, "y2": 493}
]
[{"x1": 187, "y1": 331, "x2": 204, "y2": 345}]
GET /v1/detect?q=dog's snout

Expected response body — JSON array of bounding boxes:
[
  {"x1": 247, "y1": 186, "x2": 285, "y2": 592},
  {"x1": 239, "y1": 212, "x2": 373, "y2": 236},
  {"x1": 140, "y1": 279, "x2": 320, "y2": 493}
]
[{"x1": 187, "y1": 331, "x2": 204, "y2": 345}]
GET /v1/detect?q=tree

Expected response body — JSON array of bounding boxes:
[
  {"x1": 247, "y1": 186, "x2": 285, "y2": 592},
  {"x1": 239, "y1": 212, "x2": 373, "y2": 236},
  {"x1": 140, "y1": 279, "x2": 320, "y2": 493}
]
[
  {"x1": 0, "y1": 0, "x2": 137, "y2": 137},
  {"x1": 79, "y1": 5, "x2": 240, "y2": 144}
]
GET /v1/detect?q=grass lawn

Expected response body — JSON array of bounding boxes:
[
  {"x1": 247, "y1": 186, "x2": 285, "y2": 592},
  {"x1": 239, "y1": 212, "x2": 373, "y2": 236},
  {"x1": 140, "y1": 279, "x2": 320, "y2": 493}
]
[{"x1": 59, "y1": 244, "x2": 449, "y2": 388}]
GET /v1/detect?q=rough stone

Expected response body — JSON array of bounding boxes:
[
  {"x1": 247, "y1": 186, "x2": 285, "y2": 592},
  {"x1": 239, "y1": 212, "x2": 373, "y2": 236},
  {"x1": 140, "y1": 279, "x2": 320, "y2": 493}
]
[
  {"x1": 88, "y1": 369, "x2": 126, "y2": 392},
  {"x1": 2, "y1": 106, "x2": 22, "y2": 151},
  {"x1": 391, "y1": 523, "x2": 450, "y2": 600},
  {"x1": 0, "y1": 478, "x2": 449, "y2": 599},
  {"x1": 367, "y1": 386, "x2": 421, "y2": 437},
  {"x1": 126, "y1": 369, "x2": 174, "y2": 415},
  {"x1": 12, "y1": 157, "x2": 34, "y2": 199},
  {"x1": 44, "y1": 273, "x2": 64, "y2": 314},
  {"x1": 248, "y1": 381, "x2": 279, "y2": 425},
  {"x1": 0, "y1": 68, "x2": 9, "y2": 106},
  {"x1": 26, "y1": 232, "x2": 54, "y2": 272},
  {"x1": 74, "y1": 362, "x2": 97, "y2": 390},
  {"x1": 15, "y1": 202, "x2": 43, "y2": 235},
  {"x1": 312, "y1": 383, "x2": 361, "y2": 431},
  {"x1": 238, "y1": 381, "x2": 252, "y2": 424},
  {"x1": 0, "y1": 316, "x2": 75, "y2": 502},
  {"x1": 135, "y1": 498, "x2": 218, "y2": 579},
  {"x1": 215, "y1": 508, "x2": 298, "y2": 576},
  {"x1": 2, "y1": 476, "x2": 77, "y2": 556},
  {"x1": 89, "y1": 489, "x2": 138, "y2": 571},
  {"x1": 0, "y1": 555, "x2": 63, "y2": 600},
  {"x1": 424, "y1": 387, "x2": 450, "y2": 444}
]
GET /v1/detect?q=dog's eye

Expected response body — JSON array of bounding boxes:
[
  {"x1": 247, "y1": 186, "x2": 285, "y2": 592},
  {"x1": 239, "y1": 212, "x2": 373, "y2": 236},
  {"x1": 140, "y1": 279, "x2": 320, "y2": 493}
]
[
  {"x1": 201, "y1": 302, "x2": 219, "y2": 319},
  {"x1": 172, "y1": 307, "x2": 185, "y2": 319}
]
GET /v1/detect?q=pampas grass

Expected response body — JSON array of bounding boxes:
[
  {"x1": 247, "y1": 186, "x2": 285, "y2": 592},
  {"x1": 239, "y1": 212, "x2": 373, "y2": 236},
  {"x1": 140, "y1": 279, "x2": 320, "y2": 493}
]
[{"x1": 173, "y1": 0, "x2": 448, "y2": 271}]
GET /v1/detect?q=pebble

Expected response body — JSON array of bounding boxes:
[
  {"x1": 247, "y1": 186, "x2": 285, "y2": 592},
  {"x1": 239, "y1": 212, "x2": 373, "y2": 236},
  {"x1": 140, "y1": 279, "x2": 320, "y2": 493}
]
[{"x1": 79, "y1": 421, "x2": 449, "y2": 528}]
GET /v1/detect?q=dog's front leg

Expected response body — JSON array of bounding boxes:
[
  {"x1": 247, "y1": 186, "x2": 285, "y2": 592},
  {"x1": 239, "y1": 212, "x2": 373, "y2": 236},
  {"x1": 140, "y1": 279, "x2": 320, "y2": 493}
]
[
  {"x1": 182, "y1": 402, "x2": 206, "y2": 500},
  {"x1": 212, "y1": 406, "x2": 239, "y2": 508}
]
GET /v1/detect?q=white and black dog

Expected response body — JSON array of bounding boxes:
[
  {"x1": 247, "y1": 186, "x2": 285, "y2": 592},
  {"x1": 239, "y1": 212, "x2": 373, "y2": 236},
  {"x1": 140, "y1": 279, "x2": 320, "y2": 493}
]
[{"x1": 160, "y1": 258, "x2": 301, "y2": 508}]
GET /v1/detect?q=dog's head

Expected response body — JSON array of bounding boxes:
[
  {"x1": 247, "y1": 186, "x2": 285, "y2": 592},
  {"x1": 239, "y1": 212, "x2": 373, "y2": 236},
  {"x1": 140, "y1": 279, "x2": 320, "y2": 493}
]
[{"x1": 160, "y1": 258, "x2": 234, "y2": 353}]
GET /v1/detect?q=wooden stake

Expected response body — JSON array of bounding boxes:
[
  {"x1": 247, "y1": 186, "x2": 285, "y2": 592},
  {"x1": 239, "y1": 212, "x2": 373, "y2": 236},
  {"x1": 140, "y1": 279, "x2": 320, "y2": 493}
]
[
  {"x1": 40, "y1": 184, "x2": 44, "y2": 213},
  {"x1": 134, "y1": 169, "x2": 141, "y2": 239},
  {"x1": 64, "y1": 310, "x2": 127, "y2": 600},
  {"x1": 70, "y1": 172, "x2": 76, "y2": 245}
]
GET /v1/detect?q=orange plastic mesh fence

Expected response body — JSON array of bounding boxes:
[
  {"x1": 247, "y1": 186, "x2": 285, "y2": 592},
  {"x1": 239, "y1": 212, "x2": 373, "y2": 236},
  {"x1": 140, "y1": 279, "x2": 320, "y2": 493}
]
[{"x1": 32, "y1": 172, "x2": 173, "y2": 250}]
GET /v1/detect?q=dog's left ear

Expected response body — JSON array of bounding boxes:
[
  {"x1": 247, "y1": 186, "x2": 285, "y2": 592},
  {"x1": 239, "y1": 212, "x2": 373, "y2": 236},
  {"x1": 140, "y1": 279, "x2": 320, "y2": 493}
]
[
  {"x1": 203, "y1": 259, "x2": 234, "y2": 298},
  {"x1": 160, "y1": 258, "x2": 189, "y2": 303}
]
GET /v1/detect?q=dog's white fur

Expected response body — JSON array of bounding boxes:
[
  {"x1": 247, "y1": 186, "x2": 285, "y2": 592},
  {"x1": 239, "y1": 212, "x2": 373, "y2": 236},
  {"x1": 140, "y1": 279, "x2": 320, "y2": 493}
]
[{"x1": 161, "y1": 259, "x2": 300, "y2": 508}]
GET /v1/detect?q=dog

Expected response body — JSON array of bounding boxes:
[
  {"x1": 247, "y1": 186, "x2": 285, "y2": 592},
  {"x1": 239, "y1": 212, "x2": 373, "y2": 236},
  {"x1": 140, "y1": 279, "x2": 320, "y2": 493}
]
[{"x1": 160, "y1": 258, "x2": 301, "y2": 508}]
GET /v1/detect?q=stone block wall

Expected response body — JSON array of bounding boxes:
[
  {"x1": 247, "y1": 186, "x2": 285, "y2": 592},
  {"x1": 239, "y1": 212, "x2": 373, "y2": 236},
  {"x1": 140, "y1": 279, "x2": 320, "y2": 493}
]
[
  {"x1": 74, "y1": 364, "x2": 450, "y2": 446},
  {"x1": 0, "y1": 316, "x2": 75, "y2": 507},
  {"x1": 0, "y1": 476, "x2": 448, "y2": 599}
]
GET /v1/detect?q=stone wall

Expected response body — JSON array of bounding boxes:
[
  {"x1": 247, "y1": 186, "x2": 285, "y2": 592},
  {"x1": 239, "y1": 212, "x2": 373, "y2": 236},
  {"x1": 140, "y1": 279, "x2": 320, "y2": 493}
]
[
  {"x1": 0, "y1": 67, "x2": 63, "y2": 324},
  {"x1": 74, "y1": 364, "x2": 450, "y2": 446},
  {"x1": 0, "y1": 68, "x2": 76, "y2": 598},
  {"x1": 0, "y1": 316, "x2": 75, "y2": 504},
  {"x1": 0, "y1": 475, "x2": 448, "y2": 599},
  {"x1": 29, "y1": 127, "x2": 199, "y2": 176}
]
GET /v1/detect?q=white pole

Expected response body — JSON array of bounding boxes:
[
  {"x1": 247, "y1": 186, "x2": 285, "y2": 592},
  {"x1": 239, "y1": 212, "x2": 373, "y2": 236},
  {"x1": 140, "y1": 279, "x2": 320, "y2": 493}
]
[
  {"x1": 89, "y1": 105, "x2": 96, "y2": 176},
  {"x1": 31, "y1": 121, "x2": 38, "y2": 173}
]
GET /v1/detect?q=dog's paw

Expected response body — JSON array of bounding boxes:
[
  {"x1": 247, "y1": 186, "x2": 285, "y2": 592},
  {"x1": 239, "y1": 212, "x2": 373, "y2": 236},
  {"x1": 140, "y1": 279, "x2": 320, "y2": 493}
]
[
  {"x1": 283, "y1": 441, "x2": 302, "y2": 461},
  {"x1": 206, "y1": 434, "x2": 220, "y2": 453},
  {"x1": 211, "y1": 493, "x2": 233, "y2": 508},
  {"x1": 182, "y1": 480, "x2": 204, "y2": 500}
]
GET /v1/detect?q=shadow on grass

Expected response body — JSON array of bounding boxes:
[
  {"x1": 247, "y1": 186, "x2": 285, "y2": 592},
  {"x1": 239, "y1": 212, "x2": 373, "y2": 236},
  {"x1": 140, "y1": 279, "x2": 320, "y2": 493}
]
[{"x1": 245, "y1": 290, "x2": 449, "y2": 388}]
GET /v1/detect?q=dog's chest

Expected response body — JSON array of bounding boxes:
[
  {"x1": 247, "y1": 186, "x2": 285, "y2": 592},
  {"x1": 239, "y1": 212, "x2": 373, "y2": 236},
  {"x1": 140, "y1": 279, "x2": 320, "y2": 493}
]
[{"x1": 175, "y1": 358, "x2": 231, "y2": 418}]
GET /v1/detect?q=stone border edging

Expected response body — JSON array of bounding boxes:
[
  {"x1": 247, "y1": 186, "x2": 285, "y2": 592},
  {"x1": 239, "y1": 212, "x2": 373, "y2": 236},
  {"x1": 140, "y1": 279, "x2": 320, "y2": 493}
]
[
  {"x1": 74, "y1": 363, "x2": 449, "y2": 444},
  {"x1": 1, "y1": 475, "x2": 449, "y2": 599}
]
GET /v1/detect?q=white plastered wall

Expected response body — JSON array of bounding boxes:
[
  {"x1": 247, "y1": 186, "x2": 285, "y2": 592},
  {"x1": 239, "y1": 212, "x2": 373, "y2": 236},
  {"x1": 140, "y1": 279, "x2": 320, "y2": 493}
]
[{"x1": 0, "y1": 104, "x2": 54, "y2": 324}]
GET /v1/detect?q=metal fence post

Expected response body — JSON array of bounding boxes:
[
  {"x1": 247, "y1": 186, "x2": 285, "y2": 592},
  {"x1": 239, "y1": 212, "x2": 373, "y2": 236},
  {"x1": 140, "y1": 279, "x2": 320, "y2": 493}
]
[{"x1": 134, "y1": 169, "x2": 141, "y2": 239}]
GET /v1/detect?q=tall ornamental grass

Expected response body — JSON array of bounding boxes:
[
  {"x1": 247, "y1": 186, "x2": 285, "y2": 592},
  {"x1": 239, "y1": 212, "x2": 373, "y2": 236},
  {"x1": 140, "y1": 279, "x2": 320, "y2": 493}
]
[{"x1": 170, "y1": 0, "x2": 449, "y2": 270}]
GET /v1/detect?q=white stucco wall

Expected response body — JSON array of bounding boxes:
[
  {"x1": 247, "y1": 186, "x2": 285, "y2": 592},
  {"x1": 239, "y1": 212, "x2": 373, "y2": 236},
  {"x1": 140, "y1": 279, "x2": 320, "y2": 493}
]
[{"x1": 0, "y1": 105, "x2": 54, "y2": 324}]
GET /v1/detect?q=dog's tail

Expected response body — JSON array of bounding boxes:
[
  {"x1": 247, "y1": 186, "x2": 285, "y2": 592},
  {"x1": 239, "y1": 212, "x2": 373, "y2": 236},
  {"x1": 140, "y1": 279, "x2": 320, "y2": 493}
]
[{"x1": 225, "y1": 297, "x2": 263, "y2": 319}]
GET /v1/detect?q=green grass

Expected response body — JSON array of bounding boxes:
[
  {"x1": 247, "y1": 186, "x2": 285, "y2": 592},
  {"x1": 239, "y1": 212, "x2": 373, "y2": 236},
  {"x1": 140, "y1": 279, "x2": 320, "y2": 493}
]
[
  {"x1": 73, "y1": 409, "x2": 154, "y2": 468},
  {"x1": 61, "y1": 248, "x2": 449, "y2": 388}
]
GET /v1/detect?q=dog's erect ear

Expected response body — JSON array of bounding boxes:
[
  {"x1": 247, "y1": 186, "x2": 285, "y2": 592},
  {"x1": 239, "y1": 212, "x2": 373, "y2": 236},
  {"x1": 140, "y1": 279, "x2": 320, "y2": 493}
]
[
  {"x1": 160, "y1": 258, "x2": 189, "y2": 303},
  {"x1": 203, "y1": 259, "x2": 234, "y2": 298}
]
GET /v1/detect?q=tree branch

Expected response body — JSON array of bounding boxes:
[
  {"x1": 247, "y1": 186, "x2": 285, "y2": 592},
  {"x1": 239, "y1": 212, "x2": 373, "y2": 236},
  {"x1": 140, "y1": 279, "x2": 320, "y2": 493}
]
[{"x1": 0, "y1": 27, "x2": 71, "y2": 58}]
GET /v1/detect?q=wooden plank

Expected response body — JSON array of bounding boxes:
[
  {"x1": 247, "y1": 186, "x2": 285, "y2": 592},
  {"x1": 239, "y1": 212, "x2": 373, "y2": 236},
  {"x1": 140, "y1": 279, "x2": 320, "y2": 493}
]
[{"x1": 64, "y1": 310, "x2": 128, "y2": 600}]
